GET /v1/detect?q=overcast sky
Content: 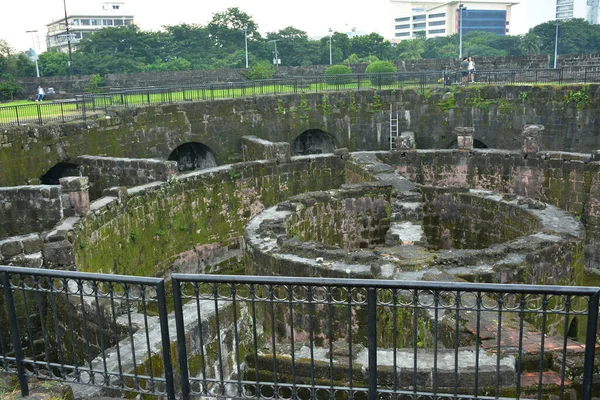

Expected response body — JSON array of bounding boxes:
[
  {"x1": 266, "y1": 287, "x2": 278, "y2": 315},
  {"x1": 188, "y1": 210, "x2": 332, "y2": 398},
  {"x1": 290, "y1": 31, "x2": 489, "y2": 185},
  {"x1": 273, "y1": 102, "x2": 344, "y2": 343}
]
[{"x1": 2, "y1": 0, "x2": 552, "y2": 53}]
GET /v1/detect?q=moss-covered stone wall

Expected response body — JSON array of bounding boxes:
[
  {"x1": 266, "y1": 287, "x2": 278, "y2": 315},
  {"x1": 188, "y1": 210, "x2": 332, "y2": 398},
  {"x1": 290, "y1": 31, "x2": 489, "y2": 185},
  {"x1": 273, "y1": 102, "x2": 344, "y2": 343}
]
[
  {"x1": 285, "y1": 184, "x2": 392, "y2": 250},
  {"x1": 73, "y1": 156, "x2": 345, "y2": 276},
  {"x1": 386, "y1": 149, "x2": 600, "y2": 269},
  {"x1": 3, "y1": 85, "x2": 600, "y2": 188},
  {"x1": 422, "y1": 187, "x2": 542, "y2": 250}
]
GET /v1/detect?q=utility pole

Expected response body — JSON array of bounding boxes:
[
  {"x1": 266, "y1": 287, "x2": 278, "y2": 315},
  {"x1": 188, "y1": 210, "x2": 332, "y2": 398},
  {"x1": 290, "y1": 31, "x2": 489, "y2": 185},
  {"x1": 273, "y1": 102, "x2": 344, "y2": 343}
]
[
  {"x1": 329, "y1": 28, "x2": 333, "y2": 65},
  {"x1": 243, "y1": 26, "x2": 249, "y2": 68},
  {"x1": 458, "y1": 4, "x2": 467, "y2": 59},
  {"x1": 26, "y1": 30, "x2": 40, "y2": 78},
  {"x1": 63, "y1": 0, "x2": 74, "y2": 75},
  {"x1": 554, "y1": 23, "x2": 559, "y2": 69},
  {"x1": 270, "y1": 39, "x2": 279, "y2": 68}
]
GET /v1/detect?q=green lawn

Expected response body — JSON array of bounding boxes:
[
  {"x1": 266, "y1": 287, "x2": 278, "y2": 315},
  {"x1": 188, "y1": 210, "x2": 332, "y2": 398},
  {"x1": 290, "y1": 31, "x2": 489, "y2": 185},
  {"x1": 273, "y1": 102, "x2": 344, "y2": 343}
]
[{"x1": 0, "y1": 80, "x2": 424, "y2": 126}]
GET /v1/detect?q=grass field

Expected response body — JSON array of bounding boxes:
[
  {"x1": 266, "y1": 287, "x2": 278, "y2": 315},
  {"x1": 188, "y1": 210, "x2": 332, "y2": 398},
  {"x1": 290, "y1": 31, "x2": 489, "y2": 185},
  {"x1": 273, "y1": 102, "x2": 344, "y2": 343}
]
[{"x1": 0, "y1": 79, "x2": 433, "y2": 126}]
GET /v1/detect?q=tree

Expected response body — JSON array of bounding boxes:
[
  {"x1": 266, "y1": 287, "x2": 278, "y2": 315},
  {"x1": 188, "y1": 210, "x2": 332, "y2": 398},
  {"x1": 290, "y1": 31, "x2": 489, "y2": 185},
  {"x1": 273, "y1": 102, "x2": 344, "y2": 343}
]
[
  {"x1": 530, "y1": 19, "x2": 600, "y2": 56},
  {"x1": 398, "y1": 39, "x2": 425, "y2": 60},
  {"x1": 37, "y1": 51, "x2": 70, "y2": 76},
  {"x1": 207, "y1": 7, "x2": 258, "y2": 57},
  {"x1": 520, "y1": 32, "x2": 542, "y2": 56},
  {"x1": 266, "y1": 27, "x2": 319, "y2": 66}
]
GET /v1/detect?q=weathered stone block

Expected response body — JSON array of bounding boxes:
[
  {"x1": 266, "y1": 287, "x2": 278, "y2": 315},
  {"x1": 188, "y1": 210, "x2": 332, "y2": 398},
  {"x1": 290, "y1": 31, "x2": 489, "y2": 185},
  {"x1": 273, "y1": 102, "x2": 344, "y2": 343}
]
[
  {"x1": 0, "y1": 239, "x2": 23, "y2": 257},
  {"x1": 242, "y1": 135, "x2": 291, "y2": 164},
  {"x1": 396, "y1": 131, "x2": 415, "y2": 150},
  {"x1": 22, "y1": 234, "x2": 43, "y2": 254},
  {"x1": 457, "y1": 135, "x2": 473, "y2": 150},
  {"x1": 43, "y1": 241, "x2": 76, "y2": 269}
]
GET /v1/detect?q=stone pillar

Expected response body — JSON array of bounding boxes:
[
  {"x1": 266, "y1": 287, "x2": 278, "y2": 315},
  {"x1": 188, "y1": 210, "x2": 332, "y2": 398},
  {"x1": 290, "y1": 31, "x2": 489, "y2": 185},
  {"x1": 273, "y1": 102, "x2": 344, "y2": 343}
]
[
  {"x1": 396, "y1": 131, "x2": 415, "y2": 150},
  {"x1": 454, "y1": 127, "x2": 474, "y2": 150},
  {"x1": 522, "y1": 124, "x2": 544, "y2": 154},
  {"x1": 60, "y1": 177, "x2": 90, "y2": 217}
]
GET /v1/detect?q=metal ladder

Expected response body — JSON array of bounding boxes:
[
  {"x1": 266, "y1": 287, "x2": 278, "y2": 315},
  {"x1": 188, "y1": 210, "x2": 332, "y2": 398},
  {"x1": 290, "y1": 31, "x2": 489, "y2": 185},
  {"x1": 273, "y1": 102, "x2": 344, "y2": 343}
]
[{"x1": 389, "y1": 104, "x2": 399, "y2": 150}]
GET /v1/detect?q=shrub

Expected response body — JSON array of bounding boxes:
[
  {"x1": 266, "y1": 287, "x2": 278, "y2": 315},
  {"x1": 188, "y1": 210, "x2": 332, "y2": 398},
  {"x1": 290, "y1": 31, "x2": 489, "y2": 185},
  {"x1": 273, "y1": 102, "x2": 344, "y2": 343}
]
[
  {"x1": 0, "y1": 75, "x2": 22, "y2": 101},
  {"x1": 85, "y1": 74, "x2": 105, "y2": 93},
  {"x1": 365, "y1": 61, "x2": 397, "y2": 86},
  {"x1": 324, "y1": 64, "x2": 353, "y2": 85},
  {"x1": 242, "y1": 61, "x2": 276, "y2": 80}
]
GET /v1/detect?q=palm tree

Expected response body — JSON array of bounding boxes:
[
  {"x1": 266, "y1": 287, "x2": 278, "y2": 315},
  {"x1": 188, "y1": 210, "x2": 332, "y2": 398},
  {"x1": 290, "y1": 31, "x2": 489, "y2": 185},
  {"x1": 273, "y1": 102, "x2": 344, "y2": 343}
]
[
  {"x1": 399, "y1": 39, "x2": 424, "y2": 61},
  {"x1": 520, "y1": 32, "x2": 542, "y2": 56}
]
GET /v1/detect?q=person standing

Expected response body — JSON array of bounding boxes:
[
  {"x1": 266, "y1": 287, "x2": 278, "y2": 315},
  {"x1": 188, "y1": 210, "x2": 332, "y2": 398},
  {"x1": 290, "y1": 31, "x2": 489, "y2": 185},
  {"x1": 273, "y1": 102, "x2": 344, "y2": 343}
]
[
  {"x1": 460, "y1": 57, "x2": 469, "y2": 84},
  {"x1": 468, "y1": 57, "x2": 476, "y2": 83},
  {"x1": 442, "y1": 65, "x2": 451, "y2": 87},
  {"x1": 36, "y1": 86, "x2": 45, "y2": 102}
]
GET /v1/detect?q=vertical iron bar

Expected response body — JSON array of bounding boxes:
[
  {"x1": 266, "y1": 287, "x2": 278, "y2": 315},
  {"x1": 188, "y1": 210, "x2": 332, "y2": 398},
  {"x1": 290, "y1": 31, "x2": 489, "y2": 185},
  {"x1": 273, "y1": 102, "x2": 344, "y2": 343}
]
[
  {"x1": 433, "y1": 290, "x2": 439, "y2": 396},
  {"x1": 392, "y1": 289, "x2": 398, "y2": 394},
  {"x1": 250, "y1": 283, "x2": 260, "y2": 397},
  {"x1": 517, "y1": 294, "x2": 526, "y2": 399},
  {"x1": 474, "y1": 291, "x2": 482, "y2": 397},
  {"x1": 367, "y1": 288, "x2": 377, "y2": 400},
  {"x1": 454, "y1": 291, "x2": 461, "y2": 397},
  {"x1": 140, "y1": 286, "x2": 156, "y2": 392},
  {"x1": 232, "y1": 283, "x2": 242, "y2": 397},
  {"x1": 156, "y1": 280, "x2": 175, "y2": 400},
  {"x1": 93, "y1": 281, "x2": 109, "y2": 386},
  {"x1": 49, "y1": 280, "x2": 66, "y2": 379},
  {"x1": 308, "y1": 286, "x2": 316, "y2": 399},
  {"x1": 269, "y1": 284, "x2": 278, "y2": 397},
  {"x1": 37, "y1": 103, "x2": 42, "y2": 125},
  {"x1": 194, "y1": 283, "x2": 207, "y2": 394},
  {"x1": 108, "y1": 283, "x2": 124, "y2": 388},
  {"x1": 2, "y1": 272, "x2": 28, "y2": 396},
  {"x1": 124, "y1": 284, "x2": 140, "y2": 392},
  {"x1": 77, "y1": 280, "x2": 94, "y2": 384},
  {"x1": 559, "y1": 296, "x2": 572, "y2": 399},
  {"x1": 413, "y1": 289, "x2": 418, "y2": 396},
  {"x1": 495, "y1": 293, "x2": 504, "y2": 397},
  {"x1": 288, "y1": 285, "x2": 297, "y2": 398},
  {"x1": 537, "y1": 294, "x2": 549, "y2": 400},
  {"x1": 170, "y1": 279, "x2": 187, "y2": 398},
  {"x1": 582, "y1": 291, "x2": 600, "y2": 400},
  {"x1": 347, "y1": 285, "x2": 354, "y2": 398},
  {"x1": 33, "y1": 276, "x2": 52, "y2": 376},
  {"x1": 327, "y1": 287, "x2": 334, "y2": 399},
  {"x1": 213, "y1": 283, "x2": 225, "y2": 395}
]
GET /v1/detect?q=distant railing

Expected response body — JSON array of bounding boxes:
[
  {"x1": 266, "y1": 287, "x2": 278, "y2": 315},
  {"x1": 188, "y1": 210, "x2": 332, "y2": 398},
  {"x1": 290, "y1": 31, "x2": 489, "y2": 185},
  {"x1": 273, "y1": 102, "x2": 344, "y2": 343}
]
[
  {"x1": 1, "y1": 265, "x2": 599, "y2": 399},
  {"x1": 2, "y1": 67, "x2": 600, "y2": 128}
]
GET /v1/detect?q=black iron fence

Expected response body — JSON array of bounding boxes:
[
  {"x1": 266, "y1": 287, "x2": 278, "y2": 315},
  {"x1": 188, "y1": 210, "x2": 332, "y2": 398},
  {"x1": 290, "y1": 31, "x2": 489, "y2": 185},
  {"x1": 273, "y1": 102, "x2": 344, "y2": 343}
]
[
  {"x1": 2, "y1": 67, "x2": 600, "y2": 127},
  {"x1": 1, "y1": 265, "x2": 599, "y2": 400}
]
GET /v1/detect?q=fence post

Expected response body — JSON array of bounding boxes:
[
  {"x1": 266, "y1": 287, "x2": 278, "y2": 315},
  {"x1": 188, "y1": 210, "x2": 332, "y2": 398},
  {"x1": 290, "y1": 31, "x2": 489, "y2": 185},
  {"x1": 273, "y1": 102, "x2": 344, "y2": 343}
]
[
  {"x1": 81, "y1": 97, "x2": 87, "y2": 122},
  {"x1": 37, "y1": 103, "x2": 42, "y2": 125},
  {"x1": 582, "y1": 290, "x2": 600, "y2": 400},
  {"x1": 147, "y1": 90, "x2": 151, "y2": 104},
  {"x1": 172, "y1": 277, "x2": 190, "y2": 400},
  {"x1": 584, "y1": 67, "x2": 588, "y2": 84},
  {"x1": 367, "y1": 287, "x2": 377, "y2": 400},
  {"x1": 156, "y1": 280, "x2": 176, "y2": 400},
  {"x1": 2, "y1": 271, "x2": 29, "y2": 397}
]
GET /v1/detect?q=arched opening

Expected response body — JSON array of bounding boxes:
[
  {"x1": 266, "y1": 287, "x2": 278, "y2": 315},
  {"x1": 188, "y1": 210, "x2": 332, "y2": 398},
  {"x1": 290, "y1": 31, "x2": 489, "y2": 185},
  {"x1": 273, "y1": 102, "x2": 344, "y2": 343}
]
[
  {"x1": 446, "y1": 139, "x2": 489, "y2": 149},
  {"x1": 40, "y1": 162, "x2": 80, "y2": 185},
  {"x1": 168, "y1": 142, "x2": 218, "y2": 172},
  {"x1": 292, "y1": 129, "x2": 337, "y2": 156}
]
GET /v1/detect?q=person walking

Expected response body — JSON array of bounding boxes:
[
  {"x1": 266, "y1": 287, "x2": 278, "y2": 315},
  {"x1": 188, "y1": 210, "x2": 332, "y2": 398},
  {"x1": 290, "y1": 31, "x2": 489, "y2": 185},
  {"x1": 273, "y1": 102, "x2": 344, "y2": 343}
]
[
  {"x1": 36, "y1": 86, "x2": 45, "y2": 102},
  {"x1": 460, "y1": 57, "x2": 469, "y2": 84},
  {"x1": 468, "y1": 57, "x2": 476, "y2": 83}
]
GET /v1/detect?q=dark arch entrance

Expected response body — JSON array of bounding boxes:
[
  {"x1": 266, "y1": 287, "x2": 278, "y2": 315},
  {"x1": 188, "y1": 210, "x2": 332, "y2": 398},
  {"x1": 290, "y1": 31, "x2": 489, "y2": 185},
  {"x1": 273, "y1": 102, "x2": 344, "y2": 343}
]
[
  {"x1": 40, "y1": 162, "x2": 80, "y2": 185},
  {"x1": 446, "y1": 139, "x2": 489, "y2": 149},
  {"x1": 292, "y1": 129, "x2": 337, "y2": 156},
  {"x1": 168, "y1": 142, "x2": 218, "y2": 172}
]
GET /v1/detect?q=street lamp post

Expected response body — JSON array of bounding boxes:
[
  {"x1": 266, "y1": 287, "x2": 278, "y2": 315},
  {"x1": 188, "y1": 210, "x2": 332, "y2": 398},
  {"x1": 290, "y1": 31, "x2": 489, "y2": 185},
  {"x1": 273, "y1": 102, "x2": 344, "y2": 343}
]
[
  {"x1": 25, "y1": 30, "x2": 40, "y2": 78},
  {"x1": 63, "y1": 0, "x2": 74, "y2": 75},
  {"x1": 458, "y1": 4, "x2": 467, "y2": 59},
  {"x1": 554, "y1": 23, "x2": 559, "y2": 69},
  {"x1": 243, "y1": 25, "x2": 249, "y2": 68},
  {"x1": 270, "y1": 40, "x2": 279, "y2": 68},
  {"x1": 329, "y1": 28, "x2": 333, "y2": 65}
]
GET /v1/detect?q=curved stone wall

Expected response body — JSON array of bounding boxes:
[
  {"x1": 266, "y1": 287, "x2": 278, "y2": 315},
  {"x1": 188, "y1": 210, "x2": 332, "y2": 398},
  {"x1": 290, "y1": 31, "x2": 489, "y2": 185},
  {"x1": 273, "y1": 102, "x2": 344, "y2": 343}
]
[
  {"x1": 3, "y1": 85, "x2": 600, "y2": 188},
  {"x1": 72, "y1": 155, "x2": 346, "y2": 276}
]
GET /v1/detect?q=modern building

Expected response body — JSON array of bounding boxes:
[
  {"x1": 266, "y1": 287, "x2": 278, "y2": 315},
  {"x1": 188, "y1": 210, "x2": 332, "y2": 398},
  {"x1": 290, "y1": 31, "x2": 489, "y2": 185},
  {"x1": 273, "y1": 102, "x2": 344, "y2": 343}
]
[
  {"x1": 555, "y1": 0, "x2": 599, "y2": 23},
  {"x1": 390, "y1": 0, "x2": 520, "y2": 40},
  {"x1": 46, "y1": 2, "x2": 134, "y2": 52}
]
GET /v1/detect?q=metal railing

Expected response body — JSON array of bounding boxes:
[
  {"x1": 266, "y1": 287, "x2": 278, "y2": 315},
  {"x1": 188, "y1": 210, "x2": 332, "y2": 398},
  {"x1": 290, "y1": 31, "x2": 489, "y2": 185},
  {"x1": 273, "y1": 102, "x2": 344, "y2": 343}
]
[
  {"x1": 1, "y1": 265, "x2": 599, "y2": 399},
  {"x1": 2, "y1": 67, "x2": 600, "y2": 127}
]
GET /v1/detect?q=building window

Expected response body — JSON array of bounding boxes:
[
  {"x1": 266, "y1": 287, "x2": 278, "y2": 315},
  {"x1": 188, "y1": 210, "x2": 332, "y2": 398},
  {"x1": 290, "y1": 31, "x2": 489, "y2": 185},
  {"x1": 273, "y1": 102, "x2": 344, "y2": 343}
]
[
  {"x1": 103, "y1": 19, "x2": 113, "y2": 25},
  {"x1": 71, "y1": 19, "x2": 80, "y2": 26},
  {"x1": 124, "y1": 19, "x2": 133, "y2": 25},
  {"x1": 395, "y1": 32, "x2": 410, "y2": 37},
  {"x1": 395, "y1": 17, "x2": 410, "y2": 22},
  {"x1": 113, "y1": 5, "x2": 120, "y2": 9},
  {"x1": 114, "y1": 19, "x2": 124, "y2": 26},
  {"x1": 413, "y1": 23, "x2": 426, "y2": 29},
  {"x1": 428, "y1": 29, "x2": 446, "y2": 34},
  {"x1": 413, "y1": 14, "x2": 426, "y2": 22},
  {"x1": 91, "y1": 19, "x2": 101, "y2": 26},
  {"x1": 429, "y1": 13, "x2": 446, "y2": 19},
  {"x1": 429, "y1": 20, "x2": 445, "y2": 27},
  {"x1": 395, "y1": 24, "x2": 410, "y2": 30},
  {"x1": 81, "y1": 19, "x2": 91, "y2": 26}
]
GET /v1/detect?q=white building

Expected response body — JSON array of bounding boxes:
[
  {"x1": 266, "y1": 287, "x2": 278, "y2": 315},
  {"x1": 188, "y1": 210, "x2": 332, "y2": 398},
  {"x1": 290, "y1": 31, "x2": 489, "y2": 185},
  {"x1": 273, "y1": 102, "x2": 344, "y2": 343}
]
[
  {"x1": 556, "y1": 0, "x2": 599, "y2": 23},
  {"x1": 46, "y1": 2, "x2": 134, "y2": 52},
  {"x1": 390, "y1": 0, "x2": 520, "y2": 40}
]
